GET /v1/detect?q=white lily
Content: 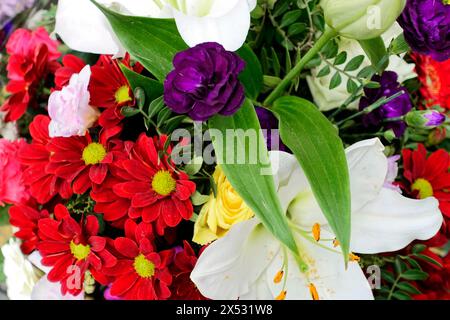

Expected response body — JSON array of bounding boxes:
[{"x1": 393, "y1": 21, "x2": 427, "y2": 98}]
[
  {"x1": 164, "y1": 0, "x2": 256, "y2": 51},
  {"x1": 191, "y1": 139, "x2": 443, "y2": 300},
  {"x1": 55, "y1": 0, "x2": 255, "y2": 56}
]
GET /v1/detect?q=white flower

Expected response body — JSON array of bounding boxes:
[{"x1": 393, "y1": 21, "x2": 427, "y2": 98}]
[
  {"x1": 1, "y1": 238, "x2": 39, "y2": 300},
  {"x1": 164, "y1": 0, "x2": 256, "y2": 51},
  {"x1": 191, "y1": 139, "x2": 443, "y2": 300},
  {"x1": 48, "y1": 65, "x2": 100, "y2": 138},
  {"x1": 54, "y1": 0, "x2": 256, "y2": 56},
  {"x1": 307, "y1": 23, "x2": 417, "y2": 111}
]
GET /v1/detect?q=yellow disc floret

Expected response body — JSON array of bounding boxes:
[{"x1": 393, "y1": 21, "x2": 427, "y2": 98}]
[
  {"x1": 134, "y1": 254, "x2": 155, "y2": 278},
  {"x1": 412, "y1": 178, "x2": 434, "y2": 199},
  {"x1": 152, "y1": 170, "x2": 177, "y2": 196},
  {"x1": 70, "y1": 241, "x2": 91, "y2": 261},
  {"x1": 115, "y1": 85, "x2": 132, "y2": 104},
  {"x1": 82, "y1": 143, "x2": 107, "y2": 165}
]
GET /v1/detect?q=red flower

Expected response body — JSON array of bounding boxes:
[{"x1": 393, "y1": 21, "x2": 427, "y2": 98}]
[
  {"x1": 96, "y1": 134, "x2": 196, "y2": 234},
  {"x1": 0, "y1": 28, "x2": 60, "y2": 121},
  {"x1": 9, "y1": 204, "x2": 49, "y2": 254},
  {"x1": 37, "y1": 205, "x2": 116, "y2": 296},
  {"x1": 104, "y1": 220, "x2": 173, "y2": 300},
  {"x1": 54, "y1": 54, "x2": 86, "y2": 89},
  {"x1": 414, "y1": 54, "x2": 450, "y2": 110},
  {"x1": 47, "y1": 126, "x2": 123, "y2": 195},
  {"x1": 170, "y1": 241, "x2": 207, "y2": 300},
  {"x1": 402, "y1": 144, "x2": 450, "y2": 217},
  {"x1": 89, "y1": 55, "x2": 137, "y2": 128},
  {"x1": 19, "y1": 115, "x2": 73, "y2": 204}
]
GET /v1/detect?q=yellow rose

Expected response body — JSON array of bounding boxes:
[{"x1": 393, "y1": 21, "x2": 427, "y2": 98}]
[{"x1": 193, "y1": 166, "x2": 254, "y2": 245}]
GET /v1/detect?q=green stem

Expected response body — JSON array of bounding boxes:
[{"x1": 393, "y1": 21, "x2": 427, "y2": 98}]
[{"x1": 263, "y1": 28, "x2": 338, "y2": 106}]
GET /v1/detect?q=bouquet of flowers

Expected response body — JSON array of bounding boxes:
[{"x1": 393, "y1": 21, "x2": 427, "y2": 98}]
[{"x1": 0, "y1": 0, "x2": 449, "y2": 301}]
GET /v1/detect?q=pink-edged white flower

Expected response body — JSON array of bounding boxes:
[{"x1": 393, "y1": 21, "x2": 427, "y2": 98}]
[
  {"x1": 48, "y1": 65, "x2": 99, "y2": 138},
  {"x1": 191, "y1": 139, "x2": 443, "y2": 300}
]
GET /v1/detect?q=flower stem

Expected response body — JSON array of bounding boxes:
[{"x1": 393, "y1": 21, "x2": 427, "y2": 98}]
[{"x1": 263, "y1": 28, "x2": 338, "y2": 107}]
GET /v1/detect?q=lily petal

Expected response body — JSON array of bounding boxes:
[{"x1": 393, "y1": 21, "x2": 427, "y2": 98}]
[
  {"x1": 351, "y1": 188, "x2": 443, "y2": 254},
  {"x1": 172, "y1": 0, "x2": 252, "y2": 51},
  {"x1": 190, "y1": 218, "x2": 279, "y2": 300}
]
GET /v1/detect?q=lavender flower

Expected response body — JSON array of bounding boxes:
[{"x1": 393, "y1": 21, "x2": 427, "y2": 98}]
[
  {"x1": 398, "y1": 0, "x2": 450, "y2": 61},
  {"x1": 359, "y1": 71, "x2": 412, "y2": 137},
  {"x1": 0, "y1": 0, "x2": 34, "y2": 24},
  {"x1": 164, "y1": 42, "x2": 245, "y2": 121}
]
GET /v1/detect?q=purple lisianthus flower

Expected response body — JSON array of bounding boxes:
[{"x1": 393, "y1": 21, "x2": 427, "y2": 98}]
[
  {"x1": 255, "y1": 106, "x2": 287, "y2": 151},
  {"x1": 359, "y1": 71, "x2": 412, "y2": 137},
  {"x1": 164, "y1": 42, "x2": 246, "y2": 121},
  {"x1": 398, "y1": 0, "x2": 450, "y2": 62}
]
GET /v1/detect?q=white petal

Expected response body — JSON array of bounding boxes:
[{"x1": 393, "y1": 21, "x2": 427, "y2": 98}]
[
  {"x1": 190, "y1": 219, "x2": 279, "y2": 300},
  {"x1": 346, "y1": 138, "x2": 388, "y2": 212},
  {"x1": 265, "y1": 231, "x2": 373, "y2": 300},
  {"x1": 351, "y1": 188, "x2": 443, "y2": 254},
  {"x1": 31, "y1": 277, "x2": 85, "y2": 300},
  {"x1": 173, "y1": 0, "x2": 251, "y2": 51}
]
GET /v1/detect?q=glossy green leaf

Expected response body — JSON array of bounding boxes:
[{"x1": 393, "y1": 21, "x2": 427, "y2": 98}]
[
  {"x1": 208, "y1": 100, "x2": 300, "y2": 256},
  {"x1": 237, "y1": 45, "x2": 263, "y2": 100},
  {"x1": 272, "y1": 96, "x2": 351, "y2": 261},
  {"x1": 91, "y1": 0, "x2": 187, "y2": 81},
  {"x1": 120, "y1": 64, "x2": 163, "y2": 102}
]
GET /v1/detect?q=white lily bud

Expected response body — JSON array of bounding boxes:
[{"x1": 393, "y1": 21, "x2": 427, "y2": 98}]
[{"x1": 321, "y1": 0, "x2": 406, "y2": 40}]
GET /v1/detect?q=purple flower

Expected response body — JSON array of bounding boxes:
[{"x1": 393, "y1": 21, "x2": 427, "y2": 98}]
[
  {"x1": 255, "y1": 107, "x2": 287, "y2": 151},
  {"x1": 0, "y1": 0, "x2": 34, "y2": 24},
  {"x1": 398, "y1": 0, "x2": 450, "y2": 62},
  {"x1": 164, "y1": 42, "x2": 245, "y2": 121},
  {"x1": 359, "y1": 71, "x2": 412, "y2": 137}
]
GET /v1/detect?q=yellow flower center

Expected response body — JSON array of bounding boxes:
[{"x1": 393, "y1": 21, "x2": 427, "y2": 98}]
[
  {"x1": 152, "y1": 170, "x2": 176, "y2": 196},
  {"x1": 70, "y1": 241, "x2": 91, "y2": 261},
  {"x1": 82, "y1": 143, "x2": 107, "y2": 165},
  {"x1": 133, "y1": 254, "x2": 155, "y2": 278},
  {"x1": 412, "y1": 178, "x2": 434, "y2": 199},
  {"x1": 115, "y1": 85, "x2": 132, "y2": 104}
]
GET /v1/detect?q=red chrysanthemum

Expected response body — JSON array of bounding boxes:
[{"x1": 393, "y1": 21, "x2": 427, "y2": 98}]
[
  {"x1": 170, "y1": 241, "x2": 207, "y2": 300},
  {"x1": 0, "y1": 28, "x2": 60, "y2": 121},
  {"x1": 9, "y1": 204, "x2": 49, "y2": 254},
  {"x1": 414, "y1": 54, "x2": 450, "y2": 110},
  {"x1": 54, "y1": 54, "x2": 86, "y2": 89},
  {"x1": 47, "y1": 126, "x2": 124, "y2": 195},
  {"x1": 19, "y1": 115, "x2": 73, "y2": 204},
  {"x1": 89, "y1": 55, "x2": 138, "y2": 128},
  {"x1": 37, "y1": 205, "x2": 116, "y2": 296},
  {"x1": 95, "y1": 134, "x2": 196, "y2": 234},
  {"x1": 402, "y1": 144, "x2": 450, "y2": 217},
  {"x1": 103, "y1": 219, "x2": 173, "y2": 300}
]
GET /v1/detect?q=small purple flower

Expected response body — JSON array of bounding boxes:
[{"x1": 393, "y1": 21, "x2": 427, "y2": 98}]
[
  {"x1": 398, "y1": 0, "x2": 450, "y2": 62},
  {"x1": 255, "y1": 106, "x2": 287, "y2": 151},
  {"x1": 359, "y1": 71, "x2": 412, "y2": 137},
  {"x1": 164, "y1": 42, "x2": 246, "y2": 121},
  {"x1": 424, "y1": 111, "x2": 446, "y2": 126}
]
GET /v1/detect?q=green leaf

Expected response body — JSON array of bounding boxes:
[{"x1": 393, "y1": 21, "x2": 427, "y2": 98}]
[
  {"x1": 271, "y1": 96, "x2": 351, "y2": 261},
  {"x1": 413, "y1": 253, "x2": 443, "y2": 268},
  {"x1": 191, "y1": 191, "x2": 211, "y2": 206},
  {"x1": 237, "y1": 45, "x2": 263, "y2": 100},
  {"x1": 329, "y1": 72, "x2": 342, "y2": 89},
  {"x1": 0, "y1": 250, "x2": 5, "y2": 284},
  {"x1": 121, "y1": 106, "x2": 140, "y2": 117},
  {"x1": 381, "y1": 270, "x2": 396, "y2": 284},
  {"x1": 120, "y1": 64, "x2": 163, "y2": 103},
  {"x1": 396, "y1": 282, "x2": 421, "y2": 295},
  {"x1": 344, "y1": 55, "x2": 365, "y2": 72},
  {"x1": 148, "y1": 96, "x2": 166, "y2": 119},
  {"x1": 412, "y1": 244, "x2": 426, "y2": 254},
  {"x1": 346, "y1": 79, "x2": 358, "y2": 94},
  {"x1": 91, "y1": 0, "x2": 187, "y2": 81},
  {"x1": 280, "y1": 10, "x2": 302, "y2": 28},
  {"x1": 317, "y1": 66, "x2": 331, "y2": 78},
  {"x1": 334, "y1": 51, "x2": 347, "y2": 65},
  {"x1": 208, "y1": 100, "x2": 300, "y2": 257},
  {"x1": 389, "y1": 34, "x2": 410, "y2": 55},
  {"x1": 392, "y1": 291, "x2": 412, "y2": 300},
  {"x1": 401, "y1": 269, "x2": 429, "y2": 281},
  {"x1": 358, "y1": 37, "x2": 389, "y2": 71},
  {"x1": 0, "y1": 205, "x2": 10, "y2": 226}
]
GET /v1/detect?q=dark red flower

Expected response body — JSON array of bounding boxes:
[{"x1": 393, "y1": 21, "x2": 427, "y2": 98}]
[
  {"x1": 9, "y1": 204, "x2": 49, "y2": 254},
  {"x1": 95, "y1": 134, "x2": 196, "y2": 234},
  {"x1": 103, "y1": 219, "x2": 173, "y2": 300},
  {"x1": 47, "y1": 126, "x2": 123, "y2": 195},
  {"x1": 170, "y1": 241, "x2": 207, "y2": 300},
  {"x1": 54, "y1": 54, "x2": 86, "y2": 89},
  {"x1": 37, "y1": 205, "x2": 116, "y2": 296},
  {"x1": 402, "y1": 144, "x2": 450, "y2": 217},
  {"x1": 19, "y1": 115, "x2": 73, "y2": 204},
  {"x1": 0, "y1": 28, "x2": 60, "y2": 121}
]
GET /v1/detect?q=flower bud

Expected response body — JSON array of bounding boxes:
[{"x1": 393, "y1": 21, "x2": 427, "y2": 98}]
[
  {"x1": 405, "y1": 110, "x2": 446, "y2": 129},
  {"x1": 428, "y1": 127, "x2": 447, "y2": 146},
  {"x1": 321, "y1": 0, "x2": 406, "y2": 40}
]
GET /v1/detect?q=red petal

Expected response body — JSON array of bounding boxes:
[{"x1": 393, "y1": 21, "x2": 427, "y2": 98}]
[{"x1": 114, "y1": 237, "x2": 139, "y2": 258}]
